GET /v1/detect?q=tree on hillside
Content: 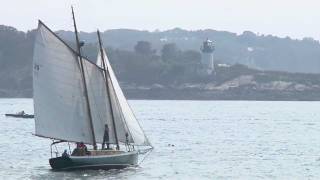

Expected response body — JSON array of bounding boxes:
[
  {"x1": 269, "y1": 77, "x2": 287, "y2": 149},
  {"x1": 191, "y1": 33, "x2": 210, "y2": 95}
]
[
  {"x1": 134, "y1": 41, "x2": 153, "y2": 55},
  {"x1": 180, "y1": 50, "x2": 201, "y2": 64},
  {"x1": 161, "y1": 43, "x2": 179, "y2": 62}
]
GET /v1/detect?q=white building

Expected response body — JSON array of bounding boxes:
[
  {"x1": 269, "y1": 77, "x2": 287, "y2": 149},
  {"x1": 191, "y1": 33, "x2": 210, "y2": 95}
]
[{"x1": 200, "y1": 39, "x2": 215, "y2": 75}]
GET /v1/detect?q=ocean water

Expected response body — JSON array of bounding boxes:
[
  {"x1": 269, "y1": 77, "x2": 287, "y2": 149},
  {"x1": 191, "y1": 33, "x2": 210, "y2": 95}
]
[{"x1": 1, "y1": 99, "x2": 320, "y2": 179}]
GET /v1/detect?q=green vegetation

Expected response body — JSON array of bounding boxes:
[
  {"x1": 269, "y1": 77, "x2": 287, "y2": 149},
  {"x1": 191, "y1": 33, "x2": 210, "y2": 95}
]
[{"x1": 1, "y1": 24, "x2": 320, "y2": 100}]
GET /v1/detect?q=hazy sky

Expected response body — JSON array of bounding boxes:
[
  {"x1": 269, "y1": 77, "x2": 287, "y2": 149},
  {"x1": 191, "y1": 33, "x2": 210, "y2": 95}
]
[{"x1": 1, "y1": 0, "x2": 319, "y2": 39}]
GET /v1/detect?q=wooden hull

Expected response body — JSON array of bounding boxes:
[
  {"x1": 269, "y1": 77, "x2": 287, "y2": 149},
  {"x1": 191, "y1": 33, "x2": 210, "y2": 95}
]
[
  {"x1": 5, "y1": 114, "x2": 34, "y2": 118},
  {"x1": 49, "y1": 151, "x2": 138, "y2": 170}
]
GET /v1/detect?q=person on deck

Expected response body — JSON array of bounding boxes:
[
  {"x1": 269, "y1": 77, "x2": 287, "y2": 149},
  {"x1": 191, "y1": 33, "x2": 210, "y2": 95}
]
[
  {"x1": 62, "y1": 150, "x2": 69, "y2": 158},
  {"x1": 72, "y1": 142, "x2": 89, "y2": 156},
  {"x1": 102, "y1": 124, "x2": 110, "y2": 150},
  {"x1": 79, "y1": 142, "x2": 85, "y2": 149},
  {"x1": 72, "y1": 144, "x2": 79, "y2": 156},
  {"x1": 79, "y1": 142, "x2": 89, "y2": 155},
  {"x1": 17, "y1": 111, "x2": 25, "y2": 115}
]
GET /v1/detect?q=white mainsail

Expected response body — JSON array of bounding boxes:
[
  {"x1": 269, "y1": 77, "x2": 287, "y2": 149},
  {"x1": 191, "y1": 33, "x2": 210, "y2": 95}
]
[
  {"x1": 33, "y1": 22, "x2": 94, "y2": 144},
  {"x1": 34, "y1": 21, "x2": 150, "y2": 147},
  {"x1": 97, "y1": 49, "x2": 151, "y2": 146}
]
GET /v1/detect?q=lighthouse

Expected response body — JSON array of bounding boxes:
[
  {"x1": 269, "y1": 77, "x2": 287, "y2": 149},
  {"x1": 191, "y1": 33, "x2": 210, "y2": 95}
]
[{"x1": 200, "y1": 38, "x2": 215, "y2": 75}]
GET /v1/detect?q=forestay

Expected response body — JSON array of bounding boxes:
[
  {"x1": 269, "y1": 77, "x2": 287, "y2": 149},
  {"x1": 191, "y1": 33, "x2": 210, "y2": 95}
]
[{"x1": 97, "y1": 49, "x2": 151, "y2": 146}]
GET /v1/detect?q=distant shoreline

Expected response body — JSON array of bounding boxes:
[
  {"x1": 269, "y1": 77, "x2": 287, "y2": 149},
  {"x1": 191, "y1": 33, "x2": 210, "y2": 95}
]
[{"x1": 1, "y1": 90, "x2": 320, "y2": 101}]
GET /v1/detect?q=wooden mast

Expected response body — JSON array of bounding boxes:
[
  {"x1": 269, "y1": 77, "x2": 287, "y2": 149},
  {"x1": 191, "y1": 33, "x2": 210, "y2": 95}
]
[
  {"x1": 71, "y1": 6, "x2": 97, "y2": 150},
  {"x1": 97, "y1": 30, "x2": 120, "y2": 150}
]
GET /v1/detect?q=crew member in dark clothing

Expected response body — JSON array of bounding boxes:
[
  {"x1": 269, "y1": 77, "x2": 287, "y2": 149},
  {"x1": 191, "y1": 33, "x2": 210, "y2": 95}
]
[
  {"x1": 125, "y1": 132, "x2": 130, "y2": 151},
  {"x1": 102, "y1": 124, "x2": 110, "y2": 150},
  {"x1": 62, "y1": 149, "x2": 69, "y2": 157}
]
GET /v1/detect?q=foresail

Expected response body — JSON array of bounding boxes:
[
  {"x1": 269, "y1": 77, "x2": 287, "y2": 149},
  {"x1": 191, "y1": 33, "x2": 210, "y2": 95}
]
[
  {"x1": 82, "y1": 59, "x2": 128, "y2": 144},
  {"x1": 33, "y1": 22, "x2": 94, "y2": 144},
  {"x1": 97, "y1": 49, "x2": 151, "y2": 146}
]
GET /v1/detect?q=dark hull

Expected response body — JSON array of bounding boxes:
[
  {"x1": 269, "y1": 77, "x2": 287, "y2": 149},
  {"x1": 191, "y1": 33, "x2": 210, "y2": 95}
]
[
  {"x1": 5, "y1": 114, "x2": 34, "y2": 118},
  {"x1": 49, "y1": 151, "x2": 138, "y2": 170}
]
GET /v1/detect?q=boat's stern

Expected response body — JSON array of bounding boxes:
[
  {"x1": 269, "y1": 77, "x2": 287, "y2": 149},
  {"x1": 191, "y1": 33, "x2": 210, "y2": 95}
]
[{"x1": 49, "y1": 156, "x2": 73, "y2": 170}]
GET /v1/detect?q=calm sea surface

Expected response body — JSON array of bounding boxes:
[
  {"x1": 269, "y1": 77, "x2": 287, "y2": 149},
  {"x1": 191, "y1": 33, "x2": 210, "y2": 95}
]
[{"x1": 1, "y1": 99, "x2": 320, "y2": 179}]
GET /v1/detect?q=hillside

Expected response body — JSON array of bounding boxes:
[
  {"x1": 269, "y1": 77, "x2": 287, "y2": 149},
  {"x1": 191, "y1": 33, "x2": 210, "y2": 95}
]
[
  {"x1": 1, "y1": 24, "x2": 320, "y2": 100},
  {"x1": 57, "y1": 28, "x2": 320, "y2": 73}
]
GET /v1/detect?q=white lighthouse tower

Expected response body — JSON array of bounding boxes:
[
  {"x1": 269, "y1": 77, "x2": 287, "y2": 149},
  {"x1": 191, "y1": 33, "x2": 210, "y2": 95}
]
[{"x1": 200, "y1": 39, "x2": 215, "y2": 75}]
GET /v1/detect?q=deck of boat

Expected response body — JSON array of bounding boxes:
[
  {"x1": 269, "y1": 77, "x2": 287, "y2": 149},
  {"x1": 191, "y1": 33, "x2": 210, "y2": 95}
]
[
  {"x1": 90, "y1": 150, "x2": 124, "y2": 155},
  {"x1": 72, "y1": 148, "x2": 126, "y2": 156}
]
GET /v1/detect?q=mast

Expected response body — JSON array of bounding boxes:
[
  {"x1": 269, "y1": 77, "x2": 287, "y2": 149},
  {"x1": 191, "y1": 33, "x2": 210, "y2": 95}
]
[
  {"x1": 71, "y1": 6, "x2": 97, "y2": 150},
  {"x1": 97, "y1": 30, "x2": 120, "y2": 150}
]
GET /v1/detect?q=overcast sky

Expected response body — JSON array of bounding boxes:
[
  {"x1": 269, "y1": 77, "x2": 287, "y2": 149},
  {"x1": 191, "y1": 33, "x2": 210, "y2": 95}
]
[{"x1": 1, "y1": 0, "x2": 319, "y2": 39}]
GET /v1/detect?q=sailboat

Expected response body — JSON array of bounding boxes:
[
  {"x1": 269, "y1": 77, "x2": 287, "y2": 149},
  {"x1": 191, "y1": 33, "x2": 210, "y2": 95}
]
[{"x1": 32, "y1": 8, "x2": 152, "y2": 170}]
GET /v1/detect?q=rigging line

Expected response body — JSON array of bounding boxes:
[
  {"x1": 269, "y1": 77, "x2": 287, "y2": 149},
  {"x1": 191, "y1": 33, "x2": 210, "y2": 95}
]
[{"x1": 138, "y1": 147, "x2": 154, "y2": 165}]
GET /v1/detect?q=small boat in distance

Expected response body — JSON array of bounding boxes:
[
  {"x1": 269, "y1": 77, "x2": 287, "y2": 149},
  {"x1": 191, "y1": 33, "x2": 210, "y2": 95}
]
[
  {"x1": 5, "y1": 111, "x2": 34, "y2": 119},
  {"x1": 32, "y1": 7, "x2": 152, "y2": 170}
]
